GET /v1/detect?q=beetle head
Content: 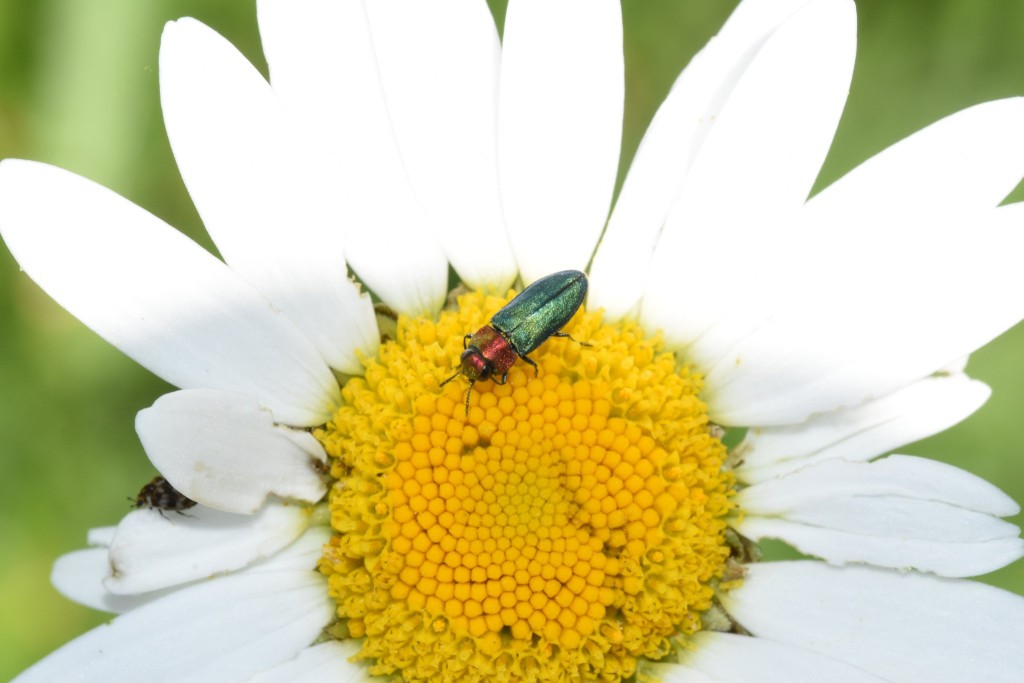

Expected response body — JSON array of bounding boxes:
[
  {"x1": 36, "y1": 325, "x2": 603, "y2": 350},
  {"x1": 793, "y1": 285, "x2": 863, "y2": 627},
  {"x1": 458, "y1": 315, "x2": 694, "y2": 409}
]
[
  {"x1": 440, "y1": 348, "x2": 493, "y2": 387},
  {"x1": 458, "y1": 348, "x2": 493, "y2": 381},
  {"x1": 439, "y1": 349, "x2": 493, "y2": 417}
]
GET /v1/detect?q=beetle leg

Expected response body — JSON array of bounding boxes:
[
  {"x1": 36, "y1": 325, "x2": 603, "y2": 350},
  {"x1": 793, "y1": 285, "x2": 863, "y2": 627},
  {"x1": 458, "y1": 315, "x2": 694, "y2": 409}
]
[
  {"x1": 552, "y1": 331, "x2": 593, "y2": 347},
  {"x1": 463, "y1": 333, "x2": 473, "y2": 349},
  {"x1": 495, "y1": 372, "x2": 509, "y2": 385},
  {"x1": 520, "y1": 354, "x2": 539, "y2": 376}
]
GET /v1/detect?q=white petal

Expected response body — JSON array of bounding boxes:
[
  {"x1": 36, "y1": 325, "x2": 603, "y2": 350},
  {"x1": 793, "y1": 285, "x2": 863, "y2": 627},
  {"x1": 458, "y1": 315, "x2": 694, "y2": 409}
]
[
  {"x1": 940, "y1": 355, "x2": 970, "y2": 374},
  {"x1": 713, "y1": 0, "x2": 816, "y2": 36},
  {"x1": 740, "y1": 454, "x2": 1020, "y2": 518},
  {"x1": 86, "y1": 526, "x2": 117, "y2": 547},
  {"x1": 671, "y1": 0, "x2": 854, "y2": 226},
  {"x1": 590, "y1": 0, "x2": 816, "y2": 320},
  {"x1": 136, "y1": 389, "x2": 327, "y2": 514},
  {"x1": 998, "y1": 199, "x2": 1024, "y2": 220},
  {"x1": 365, "y1": 0, "x2": 515, "y2": 293},
  {"x1": 160, "y1": 19, "x2": 379, "y2": 375},
  {"x1": 737, "y1": 455, "x2": 1023, "y2": 576},
  {"x1": 13, "y1": 570, "x2": 333, "y2": 683},
  {"x1": 702, "y1": 206, "x2": 1024, "y2": 426},
  {"x1": 736, "y1": 374, "x2": 990, "y2": 483},
  {"x1": 53, "y1": 525, "x2": 328, "y2": 616},
  {"x1": 257, "y1": 0, "x2": 447, "y2": 317},
  {"x1": 105, "y1": 501, "x2": 312, "y2": 594},
  {"x1": 809, "y1": 98, "x2": 1024, "y2": 216},
  {"x1": 0, "y1": 160, "x2": 339, "y2": 427},
  {"x1": 649, "y1": 632, "x2": 888, "y2": 683},
  {"x1": 723, "y1": 561, "x2": 1024, "y2": 683},
  {"x1": 247, "y1": 525, "x2": 330, "y2": 573},
  {"x1": 641, "y1": 0, "x2": 856, "y2": 350},
  {"x1": 51, "y1": 548, "x2": 170, "y2": 614},
  {"x1": 498, "y1": 0, "x2": 623, "y2": 283},
  {"x1": 244, "y1": 641, "x2": 364, "y2": 683},
  {"x1": 740, "y1": 517, "x2": 1024, "y2": 578}
]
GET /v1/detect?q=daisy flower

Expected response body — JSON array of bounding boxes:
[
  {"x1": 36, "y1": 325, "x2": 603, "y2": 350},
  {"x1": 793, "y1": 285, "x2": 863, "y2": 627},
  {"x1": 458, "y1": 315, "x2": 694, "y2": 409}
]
[{"x1": 3, "y1": 0, "x2": 1024, "y2": 681}]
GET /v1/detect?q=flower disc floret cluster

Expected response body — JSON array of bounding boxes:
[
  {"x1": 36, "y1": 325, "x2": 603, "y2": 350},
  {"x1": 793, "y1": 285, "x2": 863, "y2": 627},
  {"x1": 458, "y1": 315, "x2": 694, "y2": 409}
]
[{"x1": 315, "y1": 291, "x2": 735, "y2": 682}]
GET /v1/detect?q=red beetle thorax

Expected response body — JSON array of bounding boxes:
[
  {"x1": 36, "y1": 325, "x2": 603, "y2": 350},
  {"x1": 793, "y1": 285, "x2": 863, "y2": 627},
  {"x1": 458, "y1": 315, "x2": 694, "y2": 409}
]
[{"x1": 461, "y1": 325, "x2": 518, "y2": 381}]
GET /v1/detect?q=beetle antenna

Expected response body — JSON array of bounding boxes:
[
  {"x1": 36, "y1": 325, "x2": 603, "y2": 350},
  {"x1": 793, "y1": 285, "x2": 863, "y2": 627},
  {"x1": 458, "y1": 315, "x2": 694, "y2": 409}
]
[
  {"x1": 439, "y1": 366, "x2": 463, "y2": 387},
  {"x1": 463, "y1": 380, "x2": 475, "y2": 416}
]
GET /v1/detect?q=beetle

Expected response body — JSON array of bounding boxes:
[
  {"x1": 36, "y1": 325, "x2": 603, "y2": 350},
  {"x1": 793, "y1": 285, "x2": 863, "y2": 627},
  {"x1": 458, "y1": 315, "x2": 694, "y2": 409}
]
[
  {"x1": 441, "y1": 270, "x2": 589, "y2": 414},
  {"x1": 131, "y1": 475, "x2": 197, "y2": 518}
]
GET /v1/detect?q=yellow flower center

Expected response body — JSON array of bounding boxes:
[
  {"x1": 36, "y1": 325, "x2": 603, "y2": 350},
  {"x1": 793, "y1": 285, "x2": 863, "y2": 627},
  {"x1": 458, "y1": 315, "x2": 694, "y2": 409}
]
[{"x1": 315, "y1": 290, "x2": 734, "y2": 682}]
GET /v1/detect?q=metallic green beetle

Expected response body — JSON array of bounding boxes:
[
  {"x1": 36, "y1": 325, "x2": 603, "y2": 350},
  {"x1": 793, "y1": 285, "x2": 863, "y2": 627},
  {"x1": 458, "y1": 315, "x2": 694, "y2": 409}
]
[{"x1": 441, "y1": 270, "x2": 589, "y2": 414}]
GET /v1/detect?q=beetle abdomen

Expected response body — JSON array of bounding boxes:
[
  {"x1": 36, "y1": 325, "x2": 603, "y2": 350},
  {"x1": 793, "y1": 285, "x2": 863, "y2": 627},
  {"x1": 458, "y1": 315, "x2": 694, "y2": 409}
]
[{"x1": 491, "y1": 270, "x2": 587, "y2": 355}]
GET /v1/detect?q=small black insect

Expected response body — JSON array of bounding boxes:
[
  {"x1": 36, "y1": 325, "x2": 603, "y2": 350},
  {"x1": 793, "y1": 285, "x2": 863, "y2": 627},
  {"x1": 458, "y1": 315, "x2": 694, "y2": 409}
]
[{"x1": 131, "y1": 476, "x2": 196, "y2": 518}]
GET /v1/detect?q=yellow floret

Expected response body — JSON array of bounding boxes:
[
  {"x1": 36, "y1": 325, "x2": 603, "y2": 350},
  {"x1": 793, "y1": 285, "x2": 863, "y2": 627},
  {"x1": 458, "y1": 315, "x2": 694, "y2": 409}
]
[{"x1": 315, "y1": 291, "x2": 734, "y2": 683}]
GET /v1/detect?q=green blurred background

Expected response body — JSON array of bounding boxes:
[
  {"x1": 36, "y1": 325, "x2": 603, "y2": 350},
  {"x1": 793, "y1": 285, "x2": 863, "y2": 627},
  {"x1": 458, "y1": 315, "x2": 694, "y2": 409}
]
[{"x1": 1, "y1": 0, "x2": 1023, "y2": 677}]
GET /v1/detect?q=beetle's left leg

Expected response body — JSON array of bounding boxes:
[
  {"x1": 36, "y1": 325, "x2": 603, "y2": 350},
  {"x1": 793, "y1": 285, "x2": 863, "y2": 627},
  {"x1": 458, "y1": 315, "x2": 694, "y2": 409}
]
[
  {"x1": 520, "y1": 354, "x2": 539, "y2": 376},
  {"x1": 552, "y1": 332, "x2": 593, "y2": 347},
  {"x1": 463, "y1": 333, "x2": 473, "y2": 349}
]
